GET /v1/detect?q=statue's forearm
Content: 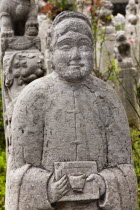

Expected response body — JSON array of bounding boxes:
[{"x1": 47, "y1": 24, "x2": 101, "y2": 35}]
[
  {"x1": 6, "y1": 165, "x2": 53, "y2": 210},
  {"x1": 98, "y1": 164, "x2": 138, "y2": 210}
]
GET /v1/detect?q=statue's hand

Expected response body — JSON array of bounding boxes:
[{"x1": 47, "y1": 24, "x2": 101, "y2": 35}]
[
  {"x1": 48, "y1": 175, "x2": 70, "y2": 204},
  {"x1": 86, "y1": 174, "x2": 106, "y2": 197}
]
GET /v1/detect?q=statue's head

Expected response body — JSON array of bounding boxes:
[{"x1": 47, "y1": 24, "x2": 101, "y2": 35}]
[
  {"x1": 99, "y1": 1, "x2": 113, "y2": 23},
  {"x1": 48, "y1": 11, "x2": 93, "y2": 82},
  {"x1": 102, "y1": 0, "x2": 113, "y2": 10},
  {"x1": 116, "y1": 31, "x2": 127, "y2": 42}
]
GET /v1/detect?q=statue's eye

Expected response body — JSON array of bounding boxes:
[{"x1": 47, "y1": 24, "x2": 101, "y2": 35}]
[
  {"x1": 59, "y1": 44, "x2": 71, "y2": 50},
  {"x1": 79, "y1": 40, "x2": 92, "y2": 51},
  {"x1": 57, "y1": 39, "x2": 72, "y2": 50},
  {"x1": 21, "y1": 61, "x2": 27, "y2": 68},
  {"x1": 79, "y1": 44, "x2": 92, "y2": 51},
  {"x1": 14, "y1": 62, "x2": 20, "y2": 68}
]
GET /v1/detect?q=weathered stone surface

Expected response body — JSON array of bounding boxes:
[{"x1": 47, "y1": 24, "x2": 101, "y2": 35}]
[
  {"x1": 2, "y1": 49, "x2": 45, "y2": 155},
  {"x1": 1, "y1": 36, "x2": 41, "y2": 55},
  {"x1": 6, "y1": 11, "x2": 138, "y2": 210}
]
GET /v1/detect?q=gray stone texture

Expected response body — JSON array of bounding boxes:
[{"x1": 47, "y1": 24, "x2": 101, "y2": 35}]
[
  {"x1": 2, "y1": 49, "x2": 45, "y2": 153},
  {"x1": 5, "y1": 11, "x2": 138, "y2": 210}
]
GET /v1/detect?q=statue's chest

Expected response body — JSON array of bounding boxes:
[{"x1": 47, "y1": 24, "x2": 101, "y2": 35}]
[{"x1": 42, "y1": 84, "x2": 107, "y2": 171}]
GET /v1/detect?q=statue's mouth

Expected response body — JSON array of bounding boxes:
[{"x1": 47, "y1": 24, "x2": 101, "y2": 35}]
[
  {"x1": 69, "y1": 63, "x2": 84, "y2": 68},
  {"x1": 70, "y1": 65, "x2": 81, "y2": 68}
]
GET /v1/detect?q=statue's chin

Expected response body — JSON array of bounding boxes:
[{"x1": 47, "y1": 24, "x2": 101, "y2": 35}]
[{"x1": 56, "y1": 68, "x2": 91, "y2": 82}]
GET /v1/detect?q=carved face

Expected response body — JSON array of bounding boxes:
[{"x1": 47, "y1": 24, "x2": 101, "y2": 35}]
[{"x1": 52, "y1": 19, "x2": 93, "y2": 81}]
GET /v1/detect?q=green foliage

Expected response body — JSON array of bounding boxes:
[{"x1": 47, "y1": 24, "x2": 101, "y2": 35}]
[
  {"x1": 50, "y1": 0, "x2": 75, "y2": 11},
  {"x1": 115, "y1": 24, "x2": 125, "y2": 31},
  {"x1": 0, "y1": 150, "x2": 6, "y2": 210},
  {"x1": 0, "y1": 78, "x2": 5, "y2": 150},
  {"x1": 131, "y1": 129, "x2": 140, "y2": 208},
  {"x1": 40, "y1": 0, "x2": 76, "y2": 20},
  {"x1": 0, "y1": 74, "x2": 6, "y2": 209}
]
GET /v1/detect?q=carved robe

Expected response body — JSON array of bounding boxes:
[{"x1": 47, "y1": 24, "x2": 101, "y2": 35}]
[{"x1": 6, "y1": 72, "x2": 138, "y2": 210}]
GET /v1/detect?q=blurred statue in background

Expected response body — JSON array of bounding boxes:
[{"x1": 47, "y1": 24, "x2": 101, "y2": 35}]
[
  {"x1": 0, "y1": 0, "x2": 38, "y2": 37},
  {"x1": 0, "y1": 0, "x2": 46, "y2": 157}
]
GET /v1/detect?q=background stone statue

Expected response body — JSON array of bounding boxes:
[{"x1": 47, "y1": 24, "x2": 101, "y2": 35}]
[
  {"x1": 114, "y1": 31, "x2": 140, "y2": 129},
  {"x1": 6, "y1": 11, "x2": 138, "y2": 210},
  {"x1": 0, "y1": 0, "x2": 46, "y2": 156},
  {"x1": 114, "y1": 31, "x2": 133, "y2": 67},
  {"x1": 0, "y1": 0, "x2": 38, "y2": 37},
  {"x1": 97, "y1": 1, "x2": 116, "y2": 74},
  {"x1": 98, "y1": 0, "x2": 114, "y2": 28},
  {"x1": 126, "y1": 0, "x2": 138, "y2": 25}
]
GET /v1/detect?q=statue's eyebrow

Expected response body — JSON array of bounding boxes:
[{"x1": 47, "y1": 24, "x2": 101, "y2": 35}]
[
  {"x1": 56, "y1": 38, "x2": 72, "y2": 45},
  {"x1": 56, "y1": 34, "x2": 92, "y2": 46},
  {"x1": 78, "y1": 37, "x2": 92, "y2": 44}
]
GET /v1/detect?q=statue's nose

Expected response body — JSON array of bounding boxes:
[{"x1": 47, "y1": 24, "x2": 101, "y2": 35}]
[{"x1": 71, "y1": 47, "x2": 81, "y2": 61}]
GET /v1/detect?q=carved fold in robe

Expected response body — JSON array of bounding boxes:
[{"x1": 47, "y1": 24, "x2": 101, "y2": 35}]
[{"x1": 6, "y1": 72, "x2": 138, "y2": 210}]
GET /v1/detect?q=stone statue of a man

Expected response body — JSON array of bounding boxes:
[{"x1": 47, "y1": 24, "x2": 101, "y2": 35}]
[{"x1": 6, "y1": 11, "x2": 138, "y2": 210}]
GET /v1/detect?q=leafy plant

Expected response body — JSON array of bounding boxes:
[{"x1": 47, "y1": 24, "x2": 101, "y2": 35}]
[
  {"x1": 40, "y1": 0, "x2": 76, "y2": 20},
  {"x1": 0, "y1": 73, "x2": 6, "y2": 210},
  {"x1": 0, "y1": 150, "x2": 6, "y2": 210},
  {"x1": 0, "y1": 76, "x2": 5, "y2": 149},
  {"x1": 131, "y1": 129, "x2": 140, "y2": 208}
]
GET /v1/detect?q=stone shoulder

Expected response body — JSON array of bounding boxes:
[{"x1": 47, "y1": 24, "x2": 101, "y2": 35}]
[
  {"x1": 16, "y1": 73, "x2": 122, "y2": 111},
  {"x1": 86, "y1": 74, "x2": 116, "y2": 95},
  {"x1": 87, "y1": 74, "x2": 130, "y2": 133},
  {"x1": 15, "y1": 73, "x2": 57, "y2": 108},
  {"x1": 86, "y1": 74, "x2": 125, "y2": 110}
]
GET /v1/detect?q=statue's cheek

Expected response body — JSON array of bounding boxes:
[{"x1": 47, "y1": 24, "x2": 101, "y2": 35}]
[{"x1": 53, "y1": 50, "x2": 71, "y2": 65}]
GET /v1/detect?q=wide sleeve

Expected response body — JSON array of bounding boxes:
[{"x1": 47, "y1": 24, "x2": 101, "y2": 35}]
[
  {"x1": 98, "y1": 165, "x2": 138, "y2": 210},
  {"x1": 97, "y1": 87, "x2": 138, "y2": 209},
  {"x1": 5, "y1": 81, "x2": 53, "y2": 210}
]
